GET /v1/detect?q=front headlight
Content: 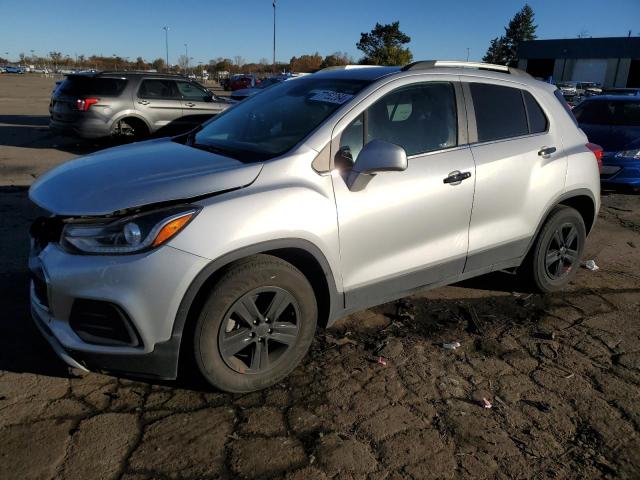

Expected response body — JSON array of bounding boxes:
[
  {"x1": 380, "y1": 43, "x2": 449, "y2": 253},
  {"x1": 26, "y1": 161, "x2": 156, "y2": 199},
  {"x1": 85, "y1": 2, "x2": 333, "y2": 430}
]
[
  {"x1": 61, "y1": 205, "x2": 199, "y2": 254},
  {"x1": 616, "y1": 149, "x2": 640, "y2": 159}
]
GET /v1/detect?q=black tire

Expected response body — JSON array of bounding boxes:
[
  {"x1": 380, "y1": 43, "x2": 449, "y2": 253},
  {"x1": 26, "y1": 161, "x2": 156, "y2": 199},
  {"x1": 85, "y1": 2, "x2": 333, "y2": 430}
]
[
  {"x1": 523, "y1": 205, "x2": 586, "y2": 292},
  {"x1": 193, "y1": 254, "x2": 317, "y2": 393},
  {"x1": 112, "y1": 118, "x2": 149, "y2": 141}
]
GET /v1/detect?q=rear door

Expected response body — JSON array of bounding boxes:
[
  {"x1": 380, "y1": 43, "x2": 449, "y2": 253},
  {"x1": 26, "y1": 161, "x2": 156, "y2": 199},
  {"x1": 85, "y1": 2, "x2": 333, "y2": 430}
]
[
  {"x1": 463, "y1": 81, "x2": 567, "y2": 272},
  {"x1": 51, "y1": 76, "x2": 127, "y2": 125},
  {"x1": 176, "y1": 80, "x2": 226, "y2": 128},
  {"x1": 135, "y1": 79, "x2": 183, "y2": 134}
]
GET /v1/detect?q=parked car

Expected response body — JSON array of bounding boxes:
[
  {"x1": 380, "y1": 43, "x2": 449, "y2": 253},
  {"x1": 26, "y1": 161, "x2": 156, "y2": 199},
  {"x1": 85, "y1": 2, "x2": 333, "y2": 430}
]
[
  {"x1": 557, "y1": 81, "x2": 601, "y2": 99},
  {"x1": 230, "y1": 75, "x2": 288, "y2": 101},
  {"x1": 4, "y1": 65, "x2": 24, "y2": 74},
  {"x1": 229, "y1": 74, "x2": 256, "y2": 91},
  {"x1": 49, "y1": 71, "x2": 235, "y2": 139},
  {"x1": 29, "y1": 61, "x2": 600, "y2": 392},
  {"x1": 573, "y1": 95, "x2": 640, "y2": 192}
]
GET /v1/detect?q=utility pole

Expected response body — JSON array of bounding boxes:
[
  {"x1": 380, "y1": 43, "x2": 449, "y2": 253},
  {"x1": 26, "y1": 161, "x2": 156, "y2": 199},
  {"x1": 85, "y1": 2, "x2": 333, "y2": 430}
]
[
  {"x1": 273, "y1": 0, "x2": 276, "y2": 74},
  {"x1": 184, "y1": 43, "x2": 189, "y2": 73},
  {"x1": 163, "y1": 26, "x2": 169, "y2": 71},
  {"x1": 466, "y1": 48, "x2": 470, "y2": 62}
]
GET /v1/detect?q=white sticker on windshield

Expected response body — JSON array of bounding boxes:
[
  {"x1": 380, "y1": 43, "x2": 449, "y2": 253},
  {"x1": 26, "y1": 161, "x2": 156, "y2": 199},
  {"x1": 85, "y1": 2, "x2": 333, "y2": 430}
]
[{"x1": 309, "y1": 90, "x2": 354, "y2": 105}]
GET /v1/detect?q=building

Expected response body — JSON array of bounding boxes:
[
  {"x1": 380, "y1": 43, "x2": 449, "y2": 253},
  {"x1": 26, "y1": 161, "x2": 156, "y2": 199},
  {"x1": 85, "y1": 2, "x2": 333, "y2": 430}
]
[{"x1": 517, "y1": 37, "x2": 640, "y2": 87}]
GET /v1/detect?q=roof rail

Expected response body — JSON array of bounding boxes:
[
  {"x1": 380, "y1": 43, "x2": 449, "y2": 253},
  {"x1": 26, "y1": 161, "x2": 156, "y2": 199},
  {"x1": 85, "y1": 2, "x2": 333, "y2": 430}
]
[
  {"x1": 401, "y1": 60, "x2": 530, "y2": 77},
  {"x1": 318, "y1": 65, "x2": 380, "y2": 72}
]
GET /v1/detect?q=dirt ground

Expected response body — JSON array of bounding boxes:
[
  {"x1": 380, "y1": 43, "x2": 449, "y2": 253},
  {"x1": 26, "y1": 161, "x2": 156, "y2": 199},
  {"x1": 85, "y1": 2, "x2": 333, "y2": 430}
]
[{"x1": 1, "y1": 74, "x2": 639, "y2": 480}]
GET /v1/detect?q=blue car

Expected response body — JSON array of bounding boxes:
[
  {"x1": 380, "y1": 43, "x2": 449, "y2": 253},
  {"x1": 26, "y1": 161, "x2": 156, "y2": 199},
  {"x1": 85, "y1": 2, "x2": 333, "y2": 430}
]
[{"x1": 573, "y1": 96, "x2": 640, "y2": 192}]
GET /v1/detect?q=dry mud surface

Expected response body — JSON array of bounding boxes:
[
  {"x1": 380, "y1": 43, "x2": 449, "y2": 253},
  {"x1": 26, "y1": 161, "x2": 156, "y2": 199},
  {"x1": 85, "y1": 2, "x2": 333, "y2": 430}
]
[{"x1": 1, "y1": 75, "x2": 639, "y2": 479}]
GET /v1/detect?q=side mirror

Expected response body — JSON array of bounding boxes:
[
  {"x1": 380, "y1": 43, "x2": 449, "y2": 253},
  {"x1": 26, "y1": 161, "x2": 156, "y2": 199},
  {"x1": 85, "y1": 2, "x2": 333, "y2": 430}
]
[{"x1": 346, "y1": 139, "x2": 408, "y2": 191}]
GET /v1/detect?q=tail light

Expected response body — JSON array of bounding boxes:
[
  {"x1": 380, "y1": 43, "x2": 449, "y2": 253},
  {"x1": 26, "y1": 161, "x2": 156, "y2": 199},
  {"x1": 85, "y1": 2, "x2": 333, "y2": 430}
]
[
  {"x1": 76, "y1": 98, "x2": 99, "y2": 111},
  {"x1": 586, "y1": 143, "x2": 603, "y2": 173}
]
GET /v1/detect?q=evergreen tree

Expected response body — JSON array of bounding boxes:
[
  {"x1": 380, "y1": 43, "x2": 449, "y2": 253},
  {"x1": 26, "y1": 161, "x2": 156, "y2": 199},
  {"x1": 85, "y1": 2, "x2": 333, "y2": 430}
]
[
  {"x1": 357, "y1": 22, "x2": 413, "y2": 66},
  {"x1": 483, "y1": 4, "x2": 537, "y2": 67}
]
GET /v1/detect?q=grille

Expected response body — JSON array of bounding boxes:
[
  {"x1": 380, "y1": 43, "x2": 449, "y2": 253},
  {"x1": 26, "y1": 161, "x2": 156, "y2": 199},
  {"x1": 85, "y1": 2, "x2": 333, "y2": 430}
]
[{"x1": 69, "y1": 300, "x2": 141, "y2": 347}]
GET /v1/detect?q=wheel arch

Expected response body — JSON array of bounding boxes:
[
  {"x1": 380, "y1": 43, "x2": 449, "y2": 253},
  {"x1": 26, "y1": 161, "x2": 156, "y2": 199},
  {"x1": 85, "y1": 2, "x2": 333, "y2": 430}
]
[
  {"x1": 523, "y1": 188, "x2": 597, "y2": 261},
  {"x1": 109, "y1": 111, "x2": 152, "y2": 134},
  {"x1": 172, "y1": 239, "x2": 343, "y2": 367}
]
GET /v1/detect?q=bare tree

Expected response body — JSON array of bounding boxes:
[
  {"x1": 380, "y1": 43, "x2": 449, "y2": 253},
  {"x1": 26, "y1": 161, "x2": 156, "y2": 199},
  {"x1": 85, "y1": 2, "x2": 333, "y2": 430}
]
[
  {"x1": 178, "y1": 54, "x2": 189, "y2": 70},
  {"x1": 234, "y1": 55, "x2": 245, "y2": 67}
]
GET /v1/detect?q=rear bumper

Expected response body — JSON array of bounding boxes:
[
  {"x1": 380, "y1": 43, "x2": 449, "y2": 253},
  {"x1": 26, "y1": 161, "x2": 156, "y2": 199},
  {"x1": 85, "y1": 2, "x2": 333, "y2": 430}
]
[{"x1": 49, "y1": 118, "x2": 111, "y2": 139}]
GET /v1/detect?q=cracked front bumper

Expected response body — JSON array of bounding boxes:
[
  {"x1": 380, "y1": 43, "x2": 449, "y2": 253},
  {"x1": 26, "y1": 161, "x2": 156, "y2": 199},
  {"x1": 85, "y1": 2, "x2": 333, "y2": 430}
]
[{"x1": 29, "y1": 242, "x2": 209, "y2": 379}]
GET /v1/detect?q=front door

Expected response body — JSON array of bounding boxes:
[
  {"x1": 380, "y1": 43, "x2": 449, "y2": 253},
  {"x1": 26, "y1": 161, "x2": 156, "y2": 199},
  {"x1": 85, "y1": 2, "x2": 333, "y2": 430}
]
[
  {"x1": 331, "y1": 80, "x2": 476, "y2": 309},
  {"x1": 177, "y1": 81, "x2": 226, "y2": 128}
]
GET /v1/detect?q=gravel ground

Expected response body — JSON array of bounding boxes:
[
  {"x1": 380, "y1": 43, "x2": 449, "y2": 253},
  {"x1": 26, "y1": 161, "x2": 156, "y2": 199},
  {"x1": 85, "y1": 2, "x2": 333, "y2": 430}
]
[{"x1": 1, "y1": 75, "x2": 639, "y2": 480}]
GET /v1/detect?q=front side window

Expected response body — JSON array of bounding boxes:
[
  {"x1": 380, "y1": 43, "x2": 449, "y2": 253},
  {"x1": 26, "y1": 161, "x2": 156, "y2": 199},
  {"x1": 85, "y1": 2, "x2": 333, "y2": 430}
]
[
  {"x1": 138, "y1": 79, "x2": 180, "y2": 99},
  {"x1": 192, "y1": 77, "x2": 370, "y2": 162},
  {"x1": 339, "y1": 82, "x2": 458, "y2": 162},
  {"x1": 471, "y1": 83, "x2": 529, "y2": 142},
  {"x1": 177, "y1": 81, "x2": 209, "y2": 101}
]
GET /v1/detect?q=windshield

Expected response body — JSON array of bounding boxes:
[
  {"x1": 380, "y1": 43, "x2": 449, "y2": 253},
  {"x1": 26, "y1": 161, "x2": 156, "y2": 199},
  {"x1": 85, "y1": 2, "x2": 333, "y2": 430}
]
[
  {"x1": 574, "y1": 100, "x2": 640, "y2": 126},
  {"x1": 191, "y1": 77, "x2": 371, "y2": 162}
]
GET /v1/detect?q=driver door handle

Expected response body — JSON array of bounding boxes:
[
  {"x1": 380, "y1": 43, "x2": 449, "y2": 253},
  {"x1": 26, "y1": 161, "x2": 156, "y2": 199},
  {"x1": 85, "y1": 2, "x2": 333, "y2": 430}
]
[
  {"x1": 137, "y1": 100, "x2": 150, "y2": 105},
  {"x1": 443, "y1": 171, "x2": 472, "y2": 185},
  {"x1": 184, "y1": 102, "x2": 196, "y2": 107}
]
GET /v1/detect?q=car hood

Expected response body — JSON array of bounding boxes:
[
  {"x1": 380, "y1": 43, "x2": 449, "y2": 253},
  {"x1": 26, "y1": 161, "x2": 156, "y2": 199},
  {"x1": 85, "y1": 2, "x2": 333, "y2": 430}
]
[
  {"x1": 29, "y1": 138, "x2": 263, "y2": 216},
  {"x1": 579, "y1": 123, "x2": 640, "y2": 152}
]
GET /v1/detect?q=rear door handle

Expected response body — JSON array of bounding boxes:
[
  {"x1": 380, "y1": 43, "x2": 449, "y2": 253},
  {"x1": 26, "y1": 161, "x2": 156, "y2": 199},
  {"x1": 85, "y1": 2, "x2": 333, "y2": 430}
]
[
  {"x1": 185, "y1": 102, "x2": 196, "y2": 107},
  {"x1": 443, "y1": 170, "x2": 472, "y2": 185},
  {"x1": 538, "y1": 146, "x2": 557, "y2": 158},
  {"x1": 137, "y1": 100, "x2": 150, "y2": 106}
]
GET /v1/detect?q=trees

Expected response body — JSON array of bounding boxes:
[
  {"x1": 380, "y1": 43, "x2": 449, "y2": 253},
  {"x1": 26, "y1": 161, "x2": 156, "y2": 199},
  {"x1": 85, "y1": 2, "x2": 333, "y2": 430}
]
[
  {"x1": 356, "y1": 21, "x2": 413, "y2": 66},
  {"x1": 483, "y1": 4, "x2": 537, "y2": 66},
  {"x1": 320, "y1": 51, "x2": 352, "y2": 68},
  {"x1": 152, "y1": 58, "x2": 166, "y2": 72},
  {"x1": 289, "y1": 53, "x2": 323, "y2": 72}
]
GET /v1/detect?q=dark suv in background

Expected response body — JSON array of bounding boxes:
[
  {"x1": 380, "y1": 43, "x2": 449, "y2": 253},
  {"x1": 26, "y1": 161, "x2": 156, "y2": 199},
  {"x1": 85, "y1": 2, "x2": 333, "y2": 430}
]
[{"x1": 49, "y1": 72, "x2": 235, "y2": 139}]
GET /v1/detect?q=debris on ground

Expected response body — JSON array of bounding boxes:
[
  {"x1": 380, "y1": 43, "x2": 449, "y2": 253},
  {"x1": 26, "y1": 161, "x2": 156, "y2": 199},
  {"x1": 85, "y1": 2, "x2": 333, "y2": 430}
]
[
  {"x1": 481, "y1": 398, "x2": 493, "y2": 409},
  {"x1": 376, "y1": 356, "x2": 388, "y2": 366},
  {"x1": 325, "y1": 335, "x2": 358, "y2": 346},
  {"x1": 378, "y1": 338, "x2": 404, "y2": 359},
  {"x1": 584, "y1": 259, "x2": 600, "y2": 271},
  {"x1": 442, "y1": 341, "x2": 461, "y2": 350}
]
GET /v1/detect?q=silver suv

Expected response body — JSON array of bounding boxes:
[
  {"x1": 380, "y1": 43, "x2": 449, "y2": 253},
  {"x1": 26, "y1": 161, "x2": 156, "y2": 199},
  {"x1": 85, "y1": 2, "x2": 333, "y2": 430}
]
[
  {"x1": 49, "y1": 72, "x2": 234, "y2": 139},
  {"x1": 30, "y1": 61, "x2": 601, "y2": 392}
]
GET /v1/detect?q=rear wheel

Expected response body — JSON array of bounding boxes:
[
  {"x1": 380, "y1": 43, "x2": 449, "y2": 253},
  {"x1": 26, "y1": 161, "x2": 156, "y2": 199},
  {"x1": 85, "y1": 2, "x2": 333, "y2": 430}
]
[
  {"x1": 523, "y1": 206, "x2": 586, "y2": 292},
  {"x1": 112, "y1": 117, "x2": 149, "y2": 141},
  {"x1": 193, "y1": 255, "x2": 317, "y2": 392}
]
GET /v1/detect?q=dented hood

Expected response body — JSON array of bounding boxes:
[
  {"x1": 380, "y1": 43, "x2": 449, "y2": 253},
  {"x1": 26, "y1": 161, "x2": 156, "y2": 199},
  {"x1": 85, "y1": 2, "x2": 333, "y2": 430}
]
[{"x1": 29, "y1": 138, "x2": 263, "y2": 216}]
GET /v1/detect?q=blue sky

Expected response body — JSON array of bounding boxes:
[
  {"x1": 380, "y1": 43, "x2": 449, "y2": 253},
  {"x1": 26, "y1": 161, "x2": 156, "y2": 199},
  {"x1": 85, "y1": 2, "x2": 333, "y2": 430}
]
[{"x1": 1, "y1": 0, "x2": 639, "y2": 65}]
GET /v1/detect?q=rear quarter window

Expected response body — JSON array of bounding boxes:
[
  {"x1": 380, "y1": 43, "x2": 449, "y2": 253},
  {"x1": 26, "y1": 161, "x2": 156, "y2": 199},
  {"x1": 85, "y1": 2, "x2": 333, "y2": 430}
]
[{"x1": 58, "y1": 77, "x2": 127, "y2": 96}]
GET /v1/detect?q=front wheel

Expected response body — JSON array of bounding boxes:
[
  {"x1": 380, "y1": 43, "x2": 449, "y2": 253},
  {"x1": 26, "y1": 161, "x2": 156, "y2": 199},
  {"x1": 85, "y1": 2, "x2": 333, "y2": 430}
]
[
  {"x1": 193, "y1": 255, "x2": 317, "y2": 393},
  {"x1": 523, "y1": 205, "x2": 586, "y2": 292}
]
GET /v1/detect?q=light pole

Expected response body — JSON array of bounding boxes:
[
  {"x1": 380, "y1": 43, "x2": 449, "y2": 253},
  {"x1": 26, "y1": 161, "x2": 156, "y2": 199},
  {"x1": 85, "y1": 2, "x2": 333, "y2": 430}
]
[
  {"x1": 272, "y1": 0, "x2": 276, "y2": 73},
  {"x1": 184, "y1": 44, "x2": 188, "y2": 73},
  {"x1": 163, "y1": 26, "x2": 169, "y2": 71}
]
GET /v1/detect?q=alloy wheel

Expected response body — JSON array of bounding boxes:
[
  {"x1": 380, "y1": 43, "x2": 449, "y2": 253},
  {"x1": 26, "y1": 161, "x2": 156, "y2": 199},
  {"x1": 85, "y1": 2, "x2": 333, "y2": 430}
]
[
  {"x1": 544, "y1": 222, "x2": 580, "y2": 279},
  {"x1": 218, "y1": 287, "x2": 300, "y2": 374}
]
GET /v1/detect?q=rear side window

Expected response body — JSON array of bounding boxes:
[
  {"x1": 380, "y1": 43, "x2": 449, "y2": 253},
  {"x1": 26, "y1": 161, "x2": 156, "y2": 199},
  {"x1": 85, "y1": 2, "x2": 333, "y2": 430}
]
[
  {"x1": 58, "y1": 76, "x2": 127, "y2": 96},
  {"x1": 523, "y1": 91, "x2": 548, "y2": 133},
  {"x1": 471, "y1": 83, "x2": 528, "y2": 142},
  {"x1": 138, "y1": 79, "x2": 180, "y2": 99}
]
